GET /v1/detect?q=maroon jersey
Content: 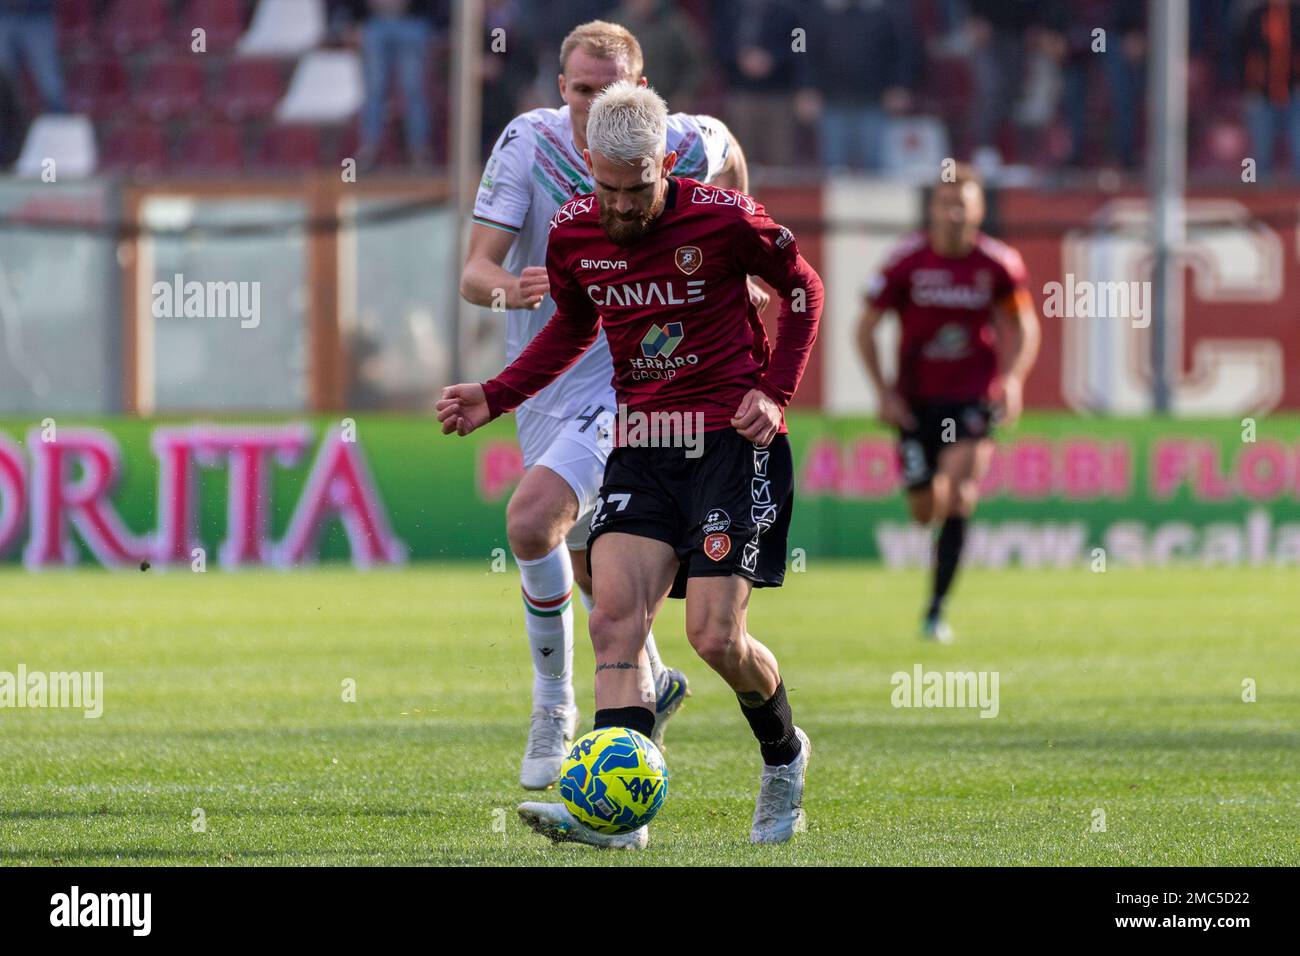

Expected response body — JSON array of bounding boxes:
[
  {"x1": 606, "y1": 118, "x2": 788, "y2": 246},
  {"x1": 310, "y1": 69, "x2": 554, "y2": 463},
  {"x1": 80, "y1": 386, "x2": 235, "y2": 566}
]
[
  {"x1": 481, "y1": 177, "x2": 823, "y2": 434},
  {"x1": 867, "y1": 231, "x2": 1030, "y2": 403}
]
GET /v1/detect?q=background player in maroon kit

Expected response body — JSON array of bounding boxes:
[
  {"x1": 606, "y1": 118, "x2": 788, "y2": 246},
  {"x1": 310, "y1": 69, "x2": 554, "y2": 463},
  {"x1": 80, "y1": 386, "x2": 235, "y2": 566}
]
[
  {"x1": 856, "y1": 165, "x2": 1040, "y2": 643},
  {"x1": 437, "y1": 82, "x2": 823, "y2": 847}
]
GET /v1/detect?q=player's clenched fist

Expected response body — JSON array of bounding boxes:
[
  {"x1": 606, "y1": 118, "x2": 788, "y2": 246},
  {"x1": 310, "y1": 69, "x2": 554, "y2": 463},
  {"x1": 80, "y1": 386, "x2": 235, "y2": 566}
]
[
  {"x1": 731, "y1": 388, "x2": 782, "y2": 447},
  {"x1": 436, "y1": 383, "x2": 490, "y2": 436},
  {"x1": 878, "y1": 388, "x2": 918, "y2": 430},
  {"x1": 512, "y1": 266, "x2": 550, "y2": 309}
]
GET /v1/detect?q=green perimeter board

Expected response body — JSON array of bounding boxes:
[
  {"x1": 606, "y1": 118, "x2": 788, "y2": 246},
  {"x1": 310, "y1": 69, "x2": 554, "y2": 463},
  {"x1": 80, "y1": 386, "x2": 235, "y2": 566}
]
[{"x1": 1, "y1": 413, "x2": 1299, "y2": 563}]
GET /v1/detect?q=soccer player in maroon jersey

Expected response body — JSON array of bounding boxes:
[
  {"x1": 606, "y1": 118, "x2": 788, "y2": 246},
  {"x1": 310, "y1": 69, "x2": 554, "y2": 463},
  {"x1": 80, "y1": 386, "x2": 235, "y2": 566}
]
[
  {"x1": 438, "y1": 82, "x2": 823, "y2": 848},
  {"x1": 856, "y1": 164, "x2": 1040, "y2": 643}
]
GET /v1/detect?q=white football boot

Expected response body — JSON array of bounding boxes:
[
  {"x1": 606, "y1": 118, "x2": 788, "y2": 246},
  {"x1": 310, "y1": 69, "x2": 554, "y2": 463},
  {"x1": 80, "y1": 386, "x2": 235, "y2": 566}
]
[
  {"x1": 517, "y1": 802, "x2": 648, "y2": 850},
  {"x1": 750, "y1": 726, "x2": 811, "y2": 845},
  {"x1": 921, "y1": 615, "x2": 955, "y2": 644},
  {"x1": 651, "y1": 667, "x2": 691, "y2": 751},
  {"x1": 520, "y1": 704, "x2": 579, "y2": 790}
]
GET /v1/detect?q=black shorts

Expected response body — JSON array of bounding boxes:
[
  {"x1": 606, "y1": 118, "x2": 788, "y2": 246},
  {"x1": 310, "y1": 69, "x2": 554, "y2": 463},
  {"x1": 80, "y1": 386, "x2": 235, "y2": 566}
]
[
  {"x1": 586, "y1": 429, "x2": 794, "y2": 599},
  {"x1": 897, "y1": 400, "x2": 995, "y2": 491}
]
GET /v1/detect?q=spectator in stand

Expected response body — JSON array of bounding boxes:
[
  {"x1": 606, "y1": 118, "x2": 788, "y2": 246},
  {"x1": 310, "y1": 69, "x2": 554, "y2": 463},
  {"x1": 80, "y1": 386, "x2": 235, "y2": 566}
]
[
  {"x1": 964, "y1": 0, "x2": 1040, "y2": 168},
  {"x1": 1192, "y1": 0, "x2": 1235, "y2": 89},
  {"x1": 610, "y1": 0, "x2": 706, "y2": 110},
  {"x1": 712, "y1": 0, "x2": 809, "y2": 168},
  {"x1": 1046, "y1": 0, "x2": 1144, "y2": 169},
  {"x1": 1240, "y1": 0, "x2": 1300, "y2": 178},
  {"x1": 480, "y1": 0, "x2": 538, "y2": 159},
  {"x1": 797, "y1": 0, "x2": 919, "y2": 172},
  {"x1": 344, "y1": 0, "x2": 445, "y2": 169},
  {"x1": 529, "y1": 0, "x2": 615, "y2": 85},
  {"x1": 0, "y1": 0, "x2": 66, "y2": 114}
]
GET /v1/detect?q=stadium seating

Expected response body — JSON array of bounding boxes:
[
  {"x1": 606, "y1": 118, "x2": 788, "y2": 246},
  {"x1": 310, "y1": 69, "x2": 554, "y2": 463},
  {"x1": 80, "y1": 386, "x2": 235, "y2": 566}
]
[
  {"x1": 258, "y1": 124, "x2": 323, "y2": 170},
  {"x1": 237, "y1": 0, "x2": 326, "y2": 58},
  {"x1": 105, "y1": 0, "x2": 170, "y2": 54},
  {"x1": 15, "y1": 115, "x2": 98, "y2": 179},
  {"x1": 175, "y1": 121, "x2": 245, "y2": 172},
  {"x1": 183, "y1": 0, "x2": 247, "y2": 52},
  {"x1": 275, "y1": 50, "x2": 363, "y2": 123},
  {"x1": 99, "y1": 123, "x2": 169, "y2": 176},
  {"x1": 138, "y1": 58, "x2": 207, "y2": 122},
  {"x1": 55, "y1": 0, "x2": 97, "y2": 49},
  {"x1": 23, "y1": 0, "x2": 1235, "y2": 179},
  {"x1": 219, "y1": 59, "x2": 287, "y2": 121},
  {"x1": 67, "y1": 59, "x2": 131, "y2": 119}
]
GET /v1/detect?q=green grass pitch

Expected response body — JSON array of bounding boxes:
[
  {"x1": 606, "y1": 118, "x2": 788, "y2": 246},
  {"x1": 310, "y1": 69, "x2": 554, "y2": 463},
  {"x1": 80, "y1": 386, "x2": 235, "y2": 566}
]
[{"x1": 0, "y1": 563, "x2": 1296, "y2": 866}]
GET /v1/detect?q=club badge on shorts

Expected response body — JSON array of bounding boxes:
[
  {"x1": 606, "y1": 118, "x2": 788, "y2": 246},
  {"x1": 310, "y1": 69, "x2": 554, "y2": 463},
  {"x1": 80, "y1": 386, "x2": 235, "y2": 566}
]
[
  {"x1": 675, "y1": 245, "x2": 702, "y2": 275},
  {"x1": 704, "y1": 533, "x2": 731, "y2": 561}
]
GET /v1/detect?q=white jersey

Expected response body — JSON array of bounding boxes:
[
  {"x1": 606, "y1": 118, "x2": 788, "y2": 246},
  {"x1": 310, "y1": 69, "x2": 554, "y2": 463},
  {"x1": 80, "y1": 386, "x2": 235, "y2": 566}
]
[{"x1": 472, "y1": 105, "x2": 732, "y2": 420}]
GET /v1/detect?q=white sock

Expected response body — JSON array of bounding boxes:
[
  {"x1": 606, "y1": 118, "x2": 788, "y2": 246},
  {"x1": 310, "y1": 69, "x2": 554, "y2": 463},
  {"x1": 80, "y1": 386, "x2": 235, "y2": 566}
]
[
  {"x1": 577, "y1": 581, "x2": 669, "y2": 698},
  {"x1": 516, "y1": 543, "x2": 575, "y2": 712}
]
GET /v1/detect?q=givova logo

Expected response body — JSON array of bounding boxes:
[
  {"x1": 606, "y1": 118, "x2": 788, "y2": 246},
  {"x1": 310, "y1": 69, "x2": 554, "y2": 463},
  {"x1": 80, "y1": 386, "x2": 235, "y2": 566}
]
[
  {"x1": 641, "y1": 322, "x2": 684, "y2": 358},
  {"x1": 50, "y1": 886, "x2": 151, "y2": 936}
]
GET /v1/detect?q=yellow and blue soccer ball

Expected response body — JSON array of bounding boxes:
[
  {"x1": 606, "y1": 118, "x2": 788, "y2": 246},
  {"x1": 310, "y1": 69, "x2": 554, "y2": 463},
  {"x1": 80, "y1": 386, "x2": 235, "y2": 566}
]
[{"x1": 558, "y1": 727, "x2": 668, "y2": 834}]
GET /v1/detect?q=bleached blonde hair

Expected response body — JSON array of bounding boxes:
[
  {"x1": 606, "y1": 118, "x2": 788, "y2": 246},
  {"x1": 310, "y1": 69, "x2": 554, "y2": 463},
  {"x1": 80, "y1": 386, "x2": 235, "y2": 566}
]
[{"x1": 586, "y1": 82, "x2": 667, "y2": 166}]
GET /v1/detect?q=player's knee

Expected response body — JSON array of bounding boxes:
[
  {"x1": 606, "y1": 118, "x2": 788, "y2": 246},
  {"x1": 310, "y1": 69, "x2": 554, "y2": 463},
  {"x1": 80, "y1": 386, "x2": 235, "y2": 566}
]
[
  {"x1": 952, "y1": 481, "x2": 978, "y2": 518},
  {"x1": 588, "y1": 605, "x2": 643, "y2": 659},
  {"x1": 505, "y1": 498, "x2": 563, "y2": 559},
  {"x1": 686, "y1": 620, "x2": 741, "y2": 670},
  {"x1": 908, "y1": 490, "x2": 935, "y2": 524}
]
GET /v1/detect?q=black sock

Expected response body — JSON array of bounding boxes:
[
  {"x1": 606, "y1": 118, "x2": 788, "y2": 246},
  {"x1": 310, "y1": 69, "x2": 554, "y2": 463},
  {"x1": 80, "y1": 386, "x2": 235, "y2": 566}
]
[
  {"x1": 737, "y1": 681, "x2": 801, "y2": 766},
  {"x1": 594, "y1": 706, "x2": 655, "y2": 740},
  {"x1": 929, "y1": 515, "x2": 967, "y2": 620}
]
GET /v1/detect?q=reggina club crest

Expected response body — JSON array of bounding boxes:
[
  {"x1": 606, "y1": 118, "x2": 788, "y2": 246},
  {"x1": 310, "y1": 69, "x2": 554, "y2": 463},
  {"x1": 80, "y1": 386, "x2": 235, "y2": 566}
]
[{"x1": 675, "y1": 246, "x2": 702, "y2": 275}]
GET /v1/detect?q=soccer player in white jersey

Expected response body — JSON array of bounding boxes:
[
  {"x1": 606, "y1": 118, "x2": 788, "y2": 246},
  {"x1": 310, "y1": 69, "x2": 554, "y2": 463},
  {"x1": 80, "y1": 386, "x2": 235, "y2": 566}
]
[{"x1": 459, "y1": 20, "x2": 759, "y2": 789}]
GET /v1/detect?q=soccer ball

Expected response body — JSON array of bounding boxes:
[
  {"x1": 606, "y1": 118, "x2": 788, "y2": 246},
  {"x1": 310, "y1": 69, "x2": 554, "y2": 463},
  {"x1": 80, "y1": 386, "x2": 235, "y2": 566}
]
[{"x1": 558, "y1": 727, "x2": 668, "y2": 834}]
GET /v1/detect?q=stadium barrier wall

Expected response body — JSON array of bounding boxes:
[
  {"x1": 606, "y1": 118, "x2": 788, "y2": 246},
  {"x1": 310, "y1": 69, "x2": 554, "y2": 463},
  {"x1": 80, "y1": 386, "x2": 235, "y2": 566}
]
[{"x1": 2, "y1": 413, "x2": 1299, "y2": 569}]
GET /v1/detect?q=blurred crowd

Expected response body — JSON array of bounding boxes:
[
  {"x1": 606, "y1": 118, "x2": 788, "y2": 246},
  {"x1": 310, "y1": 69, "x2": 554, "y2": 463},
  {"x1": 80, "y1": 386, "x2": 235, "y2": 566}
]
[
  {"x1": 325, "y1": 0, "x2": 1300, "y2": 178},
  {"x1": 3, "y1": 0, "x2": 1300, "y2": 177}
]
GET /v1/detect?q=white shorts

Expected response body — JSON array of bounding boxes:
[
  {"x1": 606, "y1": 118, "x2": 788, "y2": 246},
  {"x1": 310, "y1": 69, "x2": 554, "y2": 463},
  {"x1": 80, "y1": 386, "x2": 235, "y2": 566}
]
[{"x1": 516, "y1": 398, "x2": 616, "y2": 551}]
